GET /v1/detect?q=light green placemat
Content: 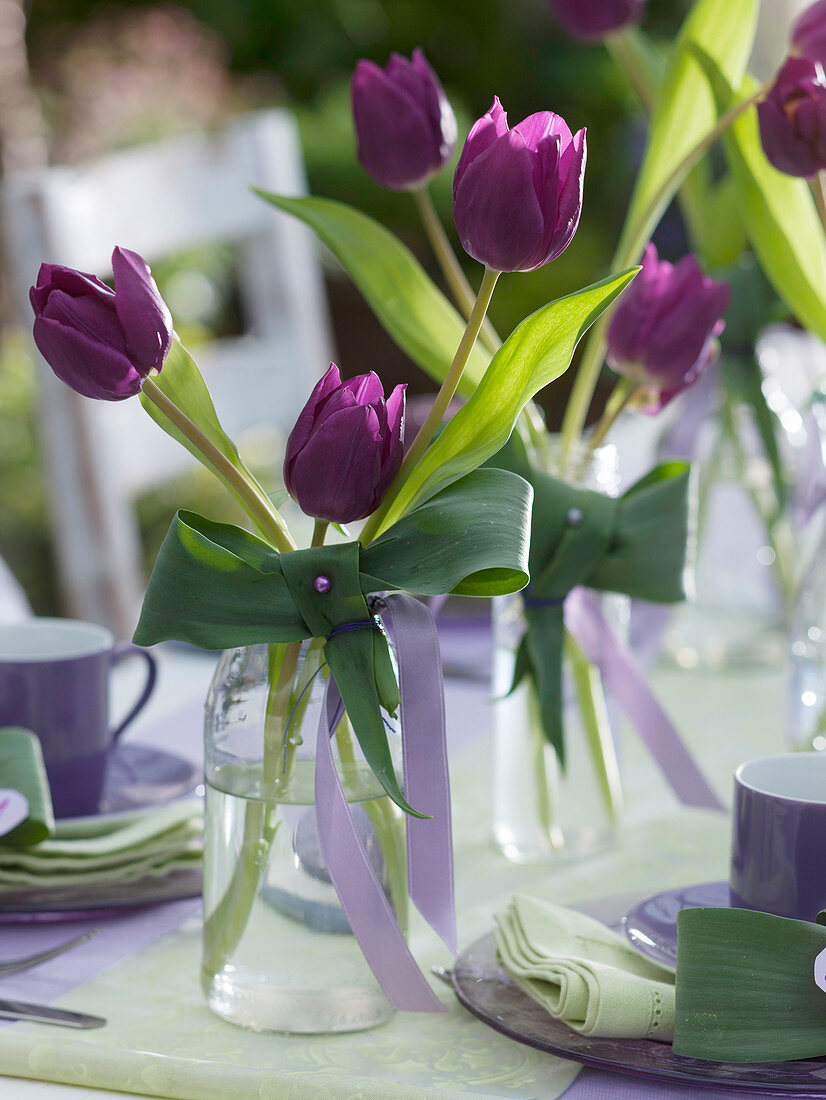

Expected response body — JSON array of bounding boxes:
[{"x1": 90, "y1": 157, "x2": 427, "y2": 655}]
[{"x1": 0, "y1": 912, "x2": 579, "y2": 1100}]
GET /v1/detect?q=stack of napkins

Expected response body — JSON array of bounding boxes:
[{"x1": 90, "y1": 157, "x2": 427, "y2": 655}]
[
  {"x1": 0, "y1": 799, "x2": 202, "y2": 905},
  {"x1": 495, "y1": 894, "x2": 676, "y2": 1041}
]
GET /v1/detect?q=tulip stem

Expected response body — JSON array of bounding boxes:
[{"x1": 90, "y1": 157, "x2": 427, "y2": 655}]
[
  {"x1": 588, "y1": 377, "x2": 636, "y2": 450},
  {"x1": 812, "y1": 172, "x2": 826, "y2": 238},
  {"x1": 311, "y1": 519, "x2": 329, "y2": 548},
  {"x1": 141, "y1": 377, "x2": 296, "y2": 553},
  {"x1": 415, "y1": 188, "x2": 550, "y2": 456},
  {"x1": 360, "y1": 265, "x2": 500, "y2": 545},
  {"x1": 413, "y1": 187, "x2": 502, "y2": 358},
  {"x1": 559, "y1": 78, "x2": 771, "y2": 462},
  {"x1": 414, "y1": 189, "x2": 548, "y2": 453}
]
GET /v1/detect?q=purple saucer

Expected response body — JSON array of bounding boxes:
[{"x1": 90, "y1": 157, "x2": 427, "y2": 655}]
[
  {"x1": 97, "y1": 743, "x2": 201, "y2": 815},
  {"x1": 451, "y1": 932, "x2": 826, "y2": 1095},
  {"x1": 620, "y1": 880, "x2": 729, "y2": 969}
]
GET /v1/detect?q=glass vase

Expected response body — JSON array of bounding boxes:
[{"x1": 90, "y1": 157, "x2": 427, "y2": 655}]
[
  {"x1": 201, "y1": 641, "x2": 406, "y2": 1033},
  {"x1": 491, "y1": 442, "x2": 626, "y2": 864}
]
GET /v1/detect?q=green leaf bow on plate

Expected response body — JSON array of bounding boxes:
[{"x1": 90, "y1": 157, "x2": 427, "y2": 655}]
[
  {"x1": 134, "y1": 467, "x2": 532, "y2": 814},
  {"x1": 494, "y1": 440, "x2": 690, "y2": 763},
  {"x1": 675, "y1": 906, "x2": 826, "y2": 1062}
]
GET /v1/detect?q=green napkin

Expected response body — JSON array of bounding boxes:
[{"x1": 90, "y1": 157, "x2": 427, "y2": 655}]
[
  {"x1": 0, "y1": 799, "x2": 202, "y2": 891},
  {"x1": 494, "y1": 895, "x2": 676, "y2": 1040}
]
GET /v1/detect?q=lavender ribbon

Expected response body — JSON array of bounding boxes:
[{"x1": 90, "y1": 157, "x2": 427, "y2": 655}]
[
  {"x1": 565, "y1": 588, "x2": 725, "y2": 812},
  {"x1": 314, "y1": 595, "x2": 455, "y2": 1012},
  {"x1": 380, "y1": 593, "x2": 457, "y2": 954}
]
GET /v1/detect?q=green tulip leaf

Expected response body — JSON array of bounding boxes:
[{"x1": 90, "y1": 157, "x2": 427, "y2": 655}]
[
  {"x1": 374, "y1": 268, "x2": 638, "y2": 533},
  {"x1": 254, "y1": 191, "x2": 491, "y2": 392},
  {"x1": 699, "y1": 64, "x2": 826, "y2": 343},
  {"x1": 0, "y1": 728, "x2": 54, "y2": 848},
  {"x1": 616, "y1": 0, "x2": 758, "y2": 261},
  {"x1": 139, "y1": 338, "x2": 276, "y2": 525},
  {"x1": 675, "y1": 907, "x2": 826, "y2": 1062},
  {"x1": 361, "y1": 468, "x2": 532, "y2": 597}
]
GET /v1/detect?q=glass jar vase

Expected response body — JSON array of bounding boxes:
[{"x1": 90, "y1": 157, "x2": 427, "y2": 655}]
[
  {"x1": 491, "y1": 441, "x2": 626, "y2": 864},
  {"x1": 202, "y1": 641, "x2": 406, "y2": 1033}
]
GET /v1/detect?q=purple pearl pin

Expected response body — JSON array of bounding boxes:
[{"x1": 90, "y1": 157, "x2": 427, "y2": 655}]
[{"x1": 314, "y1": 575, "x2": 331, "y2": 594}]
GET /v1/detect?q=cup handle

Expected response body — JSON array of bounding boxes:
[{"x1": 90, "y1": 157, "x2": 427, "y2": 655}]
[{"x1": 110, "y1": 643, "x2": 158, "y2": 741}]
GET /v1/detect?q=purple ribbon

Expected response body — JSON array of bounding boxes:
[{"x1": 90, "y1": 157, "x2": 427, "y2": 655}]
[
  {"x1": 314, "y1": 595, "x2": 454, "y2": 1012},
  {"x1": 565, "y1": 588, "x2": 725, "y2": 812},
  {"x1": 381, "y1": 593, "x2": 457, "y2": 954}
]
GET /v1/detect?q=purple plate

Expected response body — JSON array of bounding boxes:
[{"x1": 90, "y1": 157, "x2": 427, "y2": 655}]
[
  {"x1": 451, "y1": 933, "x2": 826, "y2": 1095},
  {"x1": 620, "y1": 880, "x2": 729, "y2": 969}
]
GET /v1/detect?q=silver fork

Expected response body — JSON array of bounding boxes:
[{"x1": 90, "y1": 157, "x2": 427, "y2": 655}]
[{"x1": 0, "y1": 927, "x2": 102, "y2": 977}]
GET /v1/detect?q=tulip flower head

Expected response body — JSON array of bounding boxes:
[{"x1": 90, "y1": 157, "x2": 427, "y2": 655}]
[
  {"x1": 351, "y1": 49, "x2": 457, "y2": 191},
  {"x1": 792, "y1": 0, "x2": 826, "y2": 63},
  {"x1": 758, "y1": 56, "x2": 826, "y2": 178},
  {"x1": 284, "y1": 364, "x2": 406, "y2": 524},
  {"x1": 453, "y1": 97, "x2": 586, "y2": 273},
  {"x1": 606, "y1": 244, "x2": 730, "y2": 412},
  {"x1": 549, "y1": 0, "x2": 647, "y2": 42},
  {"x1": 30, "y1": 247, "x2": 172, "y2": 401}
]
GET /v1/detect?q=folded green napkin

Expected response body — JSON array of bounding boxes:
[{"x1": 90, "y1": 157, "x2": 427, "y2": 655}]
[
  {"x1": 495, "y1": 894, "x2": 676, "y2": 1040},
  {"x1": 0, "y1": 799, "x2": 202, "y2": 891}
]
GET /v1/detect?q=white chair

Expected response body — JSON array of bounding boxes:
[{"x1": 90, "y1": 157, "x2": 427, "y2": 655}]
[
  {"x1": 2, "y1": 110, "x2": 334, "y2": 638},
  {"x1": 0, "y1": 556, "x2": 31, "y2": 623}
]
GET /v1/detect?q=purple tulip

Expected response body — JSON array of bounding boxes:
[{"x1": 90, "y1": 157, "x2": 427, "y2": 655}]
[
  {"x1": 606, "y1": 243, "x2": 730, "y2": 412},
  {"x1": 30, "y1": 247, "x2": 172, "y2": 401},
  {"x1": 453, "y1": 97, "x2": 586, "y2": 272},
  {"x1": 757, "y1": 56, "x2": 826, "y2": 178},
  {"x1": 792, "y1": 0, "x2": 826, "y2": 62},
  {"x1": 550, "y1": 0, "x2": 647, "y2": 41},
  {"x1": 284, "y1": 364, "x2": 406, "y2": 523},
  {"x1": 351, "y1": 49, "x2": 457, "y2": 191}
]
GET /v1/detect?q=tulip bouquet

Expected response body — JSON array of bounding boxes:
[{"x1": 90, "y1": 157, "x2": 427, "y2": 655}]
[
  {"x1": 261, "y1": 0, "x2": 787, "y2": 851},
  {"x1": 28, "y1": 171, "x2": 636, "y2": 1013}
]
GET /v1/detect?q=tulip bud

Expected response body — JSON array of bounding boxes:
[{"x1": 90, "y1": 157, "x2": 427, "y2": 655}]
[
  {"x1": 351, "y1": 48, "x2": 457, "y2": 191},
  {"x1": 30, "y1": 247, "x2": 172, "y2": 401},
  {"x1": 792, "y1": 0, "x2": 826, "y2": 63},
  {"x1": 757, "y1": 56, "x2": 826, "y2": 178},
  {"x1": 284, "y1": 364, "x2": 406, "y2": 523},
  {"x1": 606, "y1": 243, "x2": 730, "y2": 411},
  {"x1": 453, "y1": 97, "x2": 586, "y2": 273},
  {"x1": 549, "y1": 0, "x2": 647, "y2": 42}
]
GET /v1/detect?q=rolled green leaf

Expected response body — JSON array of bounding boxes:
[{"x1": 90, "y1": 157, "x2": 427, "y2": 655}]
[
  {"x1": 133, "y1": 467, "x2": 533, "y2": 816},
  {"x1": 675, "y1": 906, "x2": 826, "y2": 1062},
  {"x1": 134, "y1": 467, "x2": 533, "y2": 652},
  {"x1": 0, "y1": 728, "x2": 55, "y2": 847},
  {"x1": 497, "y1": 459, "x2": 689, "y2": 758}
]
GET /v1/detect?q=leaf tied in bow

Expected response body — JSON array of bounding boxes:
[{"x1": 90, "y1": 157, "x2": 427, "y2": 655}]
[
  {"x1": 493, "y1": 439, "x2": 690, "y2": 764},
  {"x1": 134, "y1": 467, "x2": 532, "y2": 813}
]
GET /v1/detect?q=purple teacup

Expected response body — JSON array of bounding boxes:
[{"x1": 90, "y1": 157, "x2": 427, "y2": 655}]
[
  {"x1": 730, "y1": 752, "x2": 826, "y2": 921},
  {"x1": 0, "y1": 619, "x2": 156, "y2": 818}
]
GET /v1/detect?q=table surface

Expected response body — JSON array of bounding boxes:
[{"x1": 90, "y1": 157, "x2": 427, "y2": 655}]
[{"x1": 0, "y1": 618, "x2": 791, "y2": 1100}]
